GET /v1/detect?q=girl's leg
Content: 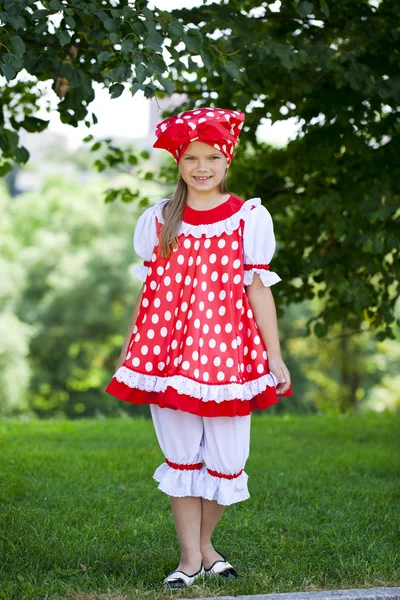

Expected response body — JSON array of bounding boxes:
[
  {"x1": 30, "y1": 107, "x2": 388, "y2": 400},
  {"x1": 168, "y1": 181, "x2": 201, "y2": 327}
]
[
  {"x1": 170, "y1": 497, "x2": 203, "y2": 574},
  {"x1": 200, "y1": 498, "x2": 226, "y2": 568},
  {"x1": 199, "y1": 414, "x2": 251, "y2": 566},
  {"x1": 150, "y1": 405, "x2": 204, "y2": 574}
]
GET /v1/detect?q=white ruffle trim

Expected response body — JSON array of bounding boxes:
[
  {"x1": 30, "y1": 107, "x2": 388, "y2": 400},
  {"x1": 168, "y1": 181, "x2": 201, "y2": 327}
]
[
  {"x1": 153, "y1": 462, "x2": 203, "y2": 498},
  {"x1": 130, "y1": 264, "x2": 148, "y2": 281},
  {"x1": 154, "y1": 197, "x2": 262, "y2": 239},
  {"x1": 196, "y1": 467, "x2": 250, "y2": 506},
  {"x1": 244, "y1": 268, "x2": 282, "y2": 287},
  {"x1": 153, "y1": 464, "x2": 250, "y2": 506},
  {"x1": 114, "y1": 366, "x2": 279, "y2": 403}
]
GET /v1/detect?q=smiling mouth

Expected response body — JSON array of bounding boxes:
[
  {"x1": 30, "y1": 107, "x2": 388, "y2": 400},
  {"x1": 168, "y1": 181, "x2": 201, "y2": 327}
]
[{"x1": 193, "y1": 176, "x2": 212, "y2": 181}]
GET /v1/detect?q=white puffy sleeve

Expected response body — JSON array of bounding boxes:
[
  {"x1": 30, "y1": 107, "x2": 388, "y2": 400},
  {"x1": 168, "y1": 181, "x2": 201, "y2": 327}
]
[
  {"x1": 243, "y1": 203, "x2": 282, "y2": 287},
  {"x1": 130, "y1": 204, "x2": 159, "y2": 281}
]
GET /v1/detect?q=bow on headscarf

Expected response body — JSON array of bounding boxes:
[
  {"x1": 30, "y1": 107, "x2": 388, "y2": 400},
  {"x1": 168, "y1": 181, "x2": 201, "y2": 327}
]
[{"x1": 153, "y1": 107, "x2": 245, "y2": 164}]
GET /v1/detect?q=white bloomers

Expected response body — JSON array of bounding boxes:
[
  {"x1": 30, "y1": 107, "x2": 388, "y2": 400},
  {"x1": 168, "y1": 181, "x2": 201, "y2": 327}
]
[{"x1": 150, "y1": 405, "x2": 251, "y2": 506}]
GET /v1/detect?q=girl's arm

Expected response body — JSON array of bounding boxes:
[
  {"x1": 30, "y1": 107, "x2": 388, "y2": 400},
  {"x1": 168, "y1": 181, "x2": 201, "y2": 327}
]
[
  {"x1": 115, "y1": 283, "x2": 145, "y2": 371},
  {"x1": 245, "y1": 274, "x2": 291, "y2": 394}
]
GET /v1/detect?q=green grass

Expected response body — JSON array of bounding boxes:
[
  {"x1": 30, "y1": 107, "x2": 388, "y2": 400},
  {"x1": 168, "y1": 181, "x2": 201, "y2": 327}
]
[{"x1": 0, "y1": 413, "x2": 399, "y2": 600}]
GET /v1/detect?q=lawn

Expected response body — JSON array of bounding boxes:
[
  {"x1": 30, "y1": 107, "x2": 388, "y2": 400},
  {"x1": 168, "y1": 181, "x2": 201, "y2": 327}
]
[{"x1": 0, "y1": 413, "x2": 399, "y2": 600}]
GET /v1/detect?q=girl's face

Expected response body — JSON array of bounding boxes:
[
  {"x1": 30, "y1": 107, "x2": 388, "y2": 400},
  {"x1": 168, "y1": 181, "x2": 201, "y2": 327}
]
[{"x1": 179, "y1": 141, "x2": 228, "y2": 193}]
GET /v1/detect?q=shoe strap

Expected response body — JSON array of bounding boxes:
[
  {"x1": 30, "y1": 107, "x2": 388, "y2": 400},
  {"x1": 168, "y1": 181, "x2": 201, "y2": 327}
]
[
  {"x1": 164, "y1": 566, "x2": 204, "y2": 585},
  {"x1": 208, "y1": 560, "x2": 233, "y2": 574}
]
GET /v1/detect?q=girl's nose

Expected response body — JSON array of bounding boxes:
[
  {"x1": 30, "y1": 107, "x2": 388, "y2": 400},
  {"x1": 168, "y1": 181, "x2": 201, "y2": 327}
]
[{"x1": 196, "y1": 159, "x2": 209, "y2": 170}]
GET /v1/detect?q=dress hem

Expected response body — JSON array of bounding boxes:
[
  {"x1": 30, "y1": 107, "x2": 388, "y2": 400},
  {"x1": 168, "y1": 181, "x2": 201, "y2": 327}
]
[{"x1": 105, "y1": 378, "x2": 292, "y2": 417}]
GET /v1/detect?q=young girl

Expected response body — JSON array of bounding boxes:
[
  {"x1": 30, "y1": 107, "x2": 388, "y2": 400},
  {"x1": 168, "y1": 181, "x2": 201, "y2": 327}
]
[{"x1": 105, "y1": 107, "x2": 292, "y2": 588}]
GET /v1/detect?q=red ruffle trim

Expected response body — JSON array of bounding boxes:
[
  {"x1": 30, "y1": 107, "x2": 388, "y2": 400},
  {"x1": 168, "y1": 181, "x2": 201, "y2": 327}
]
[
  {"x1": 244, "y1": 263, "x2": 270, "y2": 270},
  {"x1": 105, "y1": 378, "x2": 292, "y2": 417},
  {"x1": 207, "y1": 467, "x2": 243, "y2": 480},
  {"x1": 165, "y1": 458, "x2": 203, "y2": 470}
]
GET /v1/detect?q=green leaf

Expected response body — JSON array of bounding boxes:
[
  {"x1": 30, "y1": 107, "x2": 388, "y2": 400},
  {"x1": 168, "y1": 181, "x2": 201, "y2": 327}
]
[
  {"x1": 144, "y1": 30, "x2": 164, "y2": 52},
  {"x1": 35, "y1": 21, "x2": 48, "y2": 35},
  {"x1": 94, "y1": 159, "x2": 106, "y2": 172},
  {"x1": 104, "y1": 188, "x2": 119, "y2": 203},
  {"x1": 7, "y1": 16, "x2": 26, "y2": 30},
  {"x1": 83, "y1": 134, "x2": 94, "y2": 142},
  {"x1": 168, "y1": 20, "x2": 184, "y2": 39},
  {"x1": 142, "y1": 6, "x2": 154, "y2": 20},
  {"x1": 225, "y1": 60, "x2": 241, "y2": 80},
  {"x1": 279, "y1": 49, "x2": 294, "y2": 70},
  {"x1": 183, "y1": 29, "x2": 203, "y2": 54},
  {"x1": 8, "y1": 54, "x2": 22, "y2": 70},
  {"x1": 107, "y1": 64, "x2": 131, "y2": 82},
  {"x1": 320, "y1": 0, "x2": 330, "y2": 18},
  {"x1": 139, "y1": 196, "x2": 150, "y2": 207},
  {"x1": 32, "y1": 9, "x2": 50, "y2": 19},
  {"x1": 109, "y1": 33, "x2": 120, "y2": 44},
  {"x1": 376, "y1": 331, "x2": 386, "y2": 342},
  {"x1": 104, "y1": 19, "x2": 117, "y2": 32},
  {"x1": 109, "y1": 83, "x2": 125, "y2": 98},
  {"x1": 131, "y1": 21, "x2": 146, "y2": 36},
  {"x1": 0, "y1": 128, "x2": 19, "y2": 153},
  {"x1": 92, "y1": 113, "x2": 98, "y2": 125},
  {"x1": 97, "y1": 11, "x2": 110, "y2": 23},
  {"x1": 159, "y1": 77, "x2": 175, "y2": 94},
  {"x1": 167, "y1": 46, "x2": 182, "y2": 63},
  {"x1": 49, "y1": 0, "x2": 64, "y2": 10},
  {"x1": 10, "y1": 36, "x2": 25, "y2": 56},
  {"x1": 91, "y1": 142, "x2": 102, "y2": 152},
  {"x1": 60, "y1": 64, "x2": 82, "y2": 88},
  {"x1": 296, "y1": 2, "x2": 314, "y2": 17},
  {"x1": 98, "y1": 51, "x2": 112, "y2": 63},
  {"x1": 14, "y1": 146, "x2": 30, "y2": 163},
  {"x1": 1, "y1": 60, "x2": 16, "y2": 82},
  {"x1": 143, "y1": 83, "x2": 156, "y2": 98},
  {"x1": 122, "y1": 6, "x2": 134, "y2": 18},
  {"x1": 20, "y1": 116, "x2": 49, "y2": 133},
  {"x1": 56, "y1": 29, "x2": 70, "y2": 46},
  {"x1": 314, "y1": 322, "x2": 327, "y2": 337},
  {"x1": 121, "y1": 38, "x2": 135, "y2": 55},
  {"x1": 202, "y1": 50, "x2": 215, "y2": 71},
  {"x1": 135, "y1": 62, "x2": 146, "y2": 83},
  {"x1": 148, "y1": 53, "x2": 167, "y2": 76},
  {"x1": 0, "y1": 162, "x2": 13, "y2": 176},
  {"x1": 65, "y1": 15, "x2": 76, "y2": 28},
  {"x1": 131, "y1": 82, "x2": 144, "y2": 96}
]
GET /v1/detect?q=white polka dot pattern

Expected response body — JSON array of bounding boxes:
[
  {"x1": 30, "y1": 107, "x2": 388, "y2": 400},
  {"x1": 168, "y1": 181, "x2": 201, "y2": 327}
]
[{"x1": 122, "y1": 216, "x2": 271, "y2": 391}]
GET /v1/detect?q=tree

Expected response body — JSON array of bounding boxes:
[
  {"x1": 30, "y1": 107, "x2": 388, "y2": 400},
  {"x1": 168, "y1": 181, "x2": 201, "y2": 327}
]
[
  {"x1": 0, "y1": 0, "x2": 223, "y2": 174},
  {"x1": 0, "y1": 173, "x2": 165, "y2": 418},
  {"x1": 167, "y1": 0, "x2": 400, "y2": 339},
  {"x1": 1, "y1": 0, "x2": 398, "y2": 339}
]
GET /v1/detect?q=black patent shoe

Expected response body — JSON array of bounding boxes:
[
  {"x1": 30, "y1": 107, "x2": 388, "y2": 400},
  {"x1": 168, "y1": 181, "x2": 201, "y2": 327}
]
[
  {"x1": 163, "y1": 563, "x2": 204, "y2": 588},
  {"x1": 204, "y1": 550, "x2": 238, "y2": 579}
]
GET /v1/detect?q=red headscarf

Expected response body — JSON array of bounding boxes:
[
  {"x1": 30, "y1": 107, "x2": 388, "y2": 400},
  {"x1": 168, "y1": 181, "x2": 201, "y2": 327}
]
[{"x1": 153, "y1": 107, "x2": 245, "y2": 164}]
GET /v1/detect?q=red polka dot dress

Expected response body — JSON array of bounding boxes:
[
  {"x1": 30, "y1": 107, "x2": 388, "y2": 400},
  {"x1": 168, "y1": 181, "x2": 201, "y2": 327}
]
[{"x1": 105, "y1": 194, "x2": 292, "y2": 416}]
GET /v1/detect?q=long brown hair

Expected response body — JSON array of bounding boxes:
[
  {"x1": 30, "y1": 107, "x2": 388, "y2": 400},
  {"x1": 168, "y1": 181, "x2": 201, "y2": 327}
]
[{"x1": 158, "y1": 172, "x2": 230, "y2": 259}]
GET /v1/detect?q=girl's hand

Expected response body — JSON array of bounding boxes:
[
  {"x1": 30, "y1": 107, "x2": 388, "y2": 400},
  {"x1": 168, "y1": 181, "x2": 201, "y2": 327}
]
[{"x1": 268, "y1": 355, "x2": 291, "y2": 395}]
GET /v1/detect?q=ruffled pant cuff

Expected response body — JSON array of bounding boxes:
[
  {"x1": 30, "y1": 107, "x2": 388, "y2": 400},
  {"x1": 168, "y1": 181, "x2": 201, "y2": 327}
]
[
  {"x1": 153, "y1": 462, "x2": 203, "y2": 498},
  {"x1": 153, "y1": 462, "x2": 250, "y2": 506},
  {"x1": 196, "y1": 467, "x2": 250, "y2": 506}
]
